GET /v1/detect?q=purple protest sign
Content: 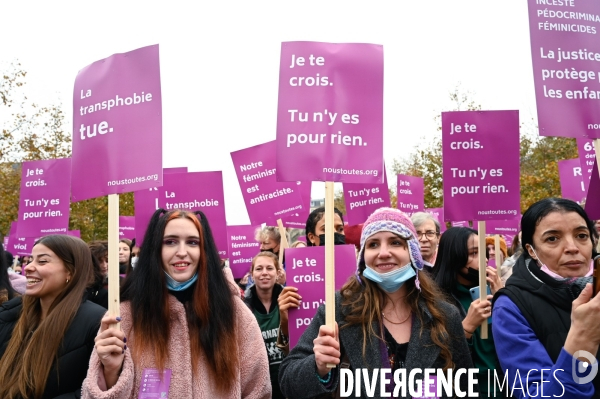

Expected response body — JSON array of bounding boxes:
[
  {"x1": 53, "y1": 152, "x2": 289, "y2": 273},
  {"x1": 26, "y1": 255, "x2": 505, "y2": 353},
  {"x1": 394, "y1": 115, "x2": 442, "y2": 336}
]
[
  {"x1": 286, "y1": 245, "x2": 356, "y2": 348},
  {"x1": 230, "y1": 141, "x2": 310, "y2": 228},
  {"x1": 276, "y1": 42, "x2": 384, "y2": 184},
  {"x1": 442, "y1": 111, "x2": 520, "y2": 222},
  {"x1": 527, "y1": 1, "x2": 600, "y2": 138},
  {"x1": 7, "y1": 236, "x2": 36, "y2": 256},
  {"x1": 67, "y1": 230, "x2": 81, "y2": 238},
  {"x1": 451, "y1": 221, "x2": 469, "y2": 228},
  {"x1": 134, "y1": 167, "x2": 188, "y2": 244},
  {"x1": 396, "y1": 175, "x2": 424, "y2": 216},
  {"x1": 577, "y1": 138, "x2": 596, "y2": 190},
  {"x1": 584, "y1": 158, "x2": 600, "y2": 219},
  {"x1": 425, "y1": 208, "x2": 446, "y2": 233},
  {"x1": 72, "y1": 45, "x2": 162, "y2": 201},
  {"x1": 119, "y1": 216, "x2": 136, "y2": 240},
  {"x1": 558, "y1": 158, "x2": 587, "y2": 204},
  {"x1": 17, "y1": 158, "x2": 71, "y2": 237},
  {"x1": 2, "y1": 236, "x2": 8, "y2": 248},
  {"x1": 227, "y1": 225, "x2": 261, "y2": 278},
  {"x1": 158, "y1": 172, "x2": 228, "y2": 258},
  {"x1": 343, "y1": 169, "x2": 390, "y2": 225}
]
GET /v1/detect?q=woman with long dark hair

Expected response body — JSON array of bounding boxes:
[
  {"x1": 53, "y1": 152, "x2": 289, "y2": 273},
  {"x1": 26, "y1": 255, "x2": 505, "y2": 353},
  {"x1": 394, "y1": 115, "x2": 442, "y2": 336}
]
[
  {"x1": 0, "y1": 235, "x2": 105, "y2": 398},
  {"x1": 0, "y1": 244, "x2": 17, "y2": 305},
  {"x1": 83, "y1": 209, "x2": 270, "y2": 398}
]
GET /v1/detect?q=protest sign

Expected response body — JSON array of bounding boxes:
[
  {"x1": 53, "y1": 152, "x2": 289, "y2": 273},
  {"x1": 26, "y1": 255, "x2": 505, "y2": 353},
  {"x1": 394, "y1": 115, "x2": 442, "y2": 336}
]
[
  {"x1": 158, "y1": 171, "x2": 228, "y2": 258},
  {"x1": 67, "y1": 230, "x2": 81, "y2": 238},
  {"x1": 227, "y1": 225, "x2": 261, "y2": 278},
  {"x1": 343, "y1": 170, "x2": 390, "y2": 225},
  {"x1": 72, "y1": 44, "x2": 162, "y2": 201},
  {"x1": 231, "y1": 141, "x2": 310, "y2": 228},
  {"x1": 17, "y1": 158, "x2": 71, "y2": 237},
  {"x1": 442, "y1": 110, "x2": 520, "y2": 222},
  {"x1": 286, "y1": 245, "x2": 357, "y2": 348},
  {"x1": 276, "y1": 41, "x2": 384, "y2": 184},
  {"x1": 486, "y1": 219, "x2": 520, "y2": 248},
  {"x1": 425, "y1": 207, "x2": 446, "y2": 233},
  {"x1": 451, "y1": 221, "x2": 469, "y2": 228},
  {"x1": 7, "y1": 236, "x2": 35, "y2": 256},
  {"x1": 119, "y1": 216, "x2": 136, "y2": 240},
  {"x1": 577, "y1": 138, "x2": 596, "y2": 190},
  {"x1": 396, "y1": 175, "x2": 424, "y2": 216},
  {"x1": 584, "y1": 158, "x2": 600, "y2": 219},
  {"x1": 558, "y1": 158, "x2": 587, "y2": 203},
  {"x1": 527, "y1": 0, "x2": 600, "y2": 139}
]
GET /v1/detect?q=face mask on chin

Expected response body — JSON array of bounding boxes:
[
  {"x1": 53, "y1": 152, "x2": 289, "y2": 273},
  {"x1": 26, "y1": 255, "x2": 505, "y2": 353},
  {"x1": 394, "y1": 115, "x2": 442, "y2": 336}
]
[
  {"x1": 317, "y1": 233, "x2": 346, "y2": 246},
  {"x1": 362, "y1": 263, "x2": 416, "y2": 293}
]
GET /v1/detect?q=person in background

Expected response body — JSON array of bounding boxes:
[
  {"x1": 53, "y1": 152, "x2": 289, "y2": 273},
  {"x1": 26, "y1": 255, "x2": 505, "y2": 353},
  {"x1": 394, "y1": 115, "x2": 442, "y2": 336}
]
[
  {"x1": 259, "y1": 226, "x2": 282, "y2": 257},
  {"x1": 0, "y1": 235, "x2": 105, "y2": 398},
  {"x1": 0, "y1": 244, "x2": 17, "y2": 305},
  {"x1": 118, "y1": 238, "x2": 133, "y2": 276},
  {"x1": 89, "y1": 241, "x2": 109, "y2": 279},
  {"x1": 493, "y1": 198, "x2": 600, "y2": 398},
  {"x1": 305, "y1": 206, "x2": 345, "y2": 247},
  {"x1": 83, "y1": 209, "x2": 270, "y2": 398},
  {"x1": 485, "y1": 236, "x2": 507, "y2": 266},
  {"x1": 411, "y1": 212, "x2": 441, "y2": 268},
  {"x1": 499, "y1": 231, "x2": 523, "y2": 284},
  {"x1": 4, "y1": 250, "x2": 25, "y2": 295},
  {"x1": 290, "y1": 240, "x2": 307, "y2": 248},
  {"x1": 343, "y1": 223, "x2": 363, "y2": 255},
  {"x1": 86, "y1": 242, "x2": 109, "y2": 309}
]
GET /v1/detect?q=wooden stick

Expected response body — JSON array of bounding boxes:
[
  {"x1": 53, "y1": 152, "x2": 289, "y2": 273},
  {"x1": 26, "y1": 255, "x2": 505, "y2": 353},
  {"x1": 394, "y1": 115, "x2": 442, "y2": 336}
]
[
  {"x1": 325, "y1": 182, "x2": 336, "y2": 368},
  {"x1": 478, "y1": 221, "x2": 488, "y2": 339},
  {"x1": 494, "y1": 234, "x2": 502, "y2": 269},
  {"x1": 108, "y1": 194, "x2": 120, "y2": 329},
  {"x1": 276, "y1": 219, "x2": 289, "y2": 266}
]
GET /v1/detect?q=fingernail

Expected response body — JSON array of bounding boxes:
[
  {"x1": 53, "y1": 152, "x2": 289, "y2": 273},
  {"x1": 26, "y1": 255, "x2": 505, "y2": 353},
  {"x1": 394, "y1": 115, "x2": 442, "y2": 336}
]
[
  {"x1": 124, "y1": 345, "x2": 128, "y2": 350},
  {"x1": 123, "y1": 337, "x2": 127, "y2": 343},
  {"x1": 116, "y1": 316, "x2": 122, "y2": 322}
]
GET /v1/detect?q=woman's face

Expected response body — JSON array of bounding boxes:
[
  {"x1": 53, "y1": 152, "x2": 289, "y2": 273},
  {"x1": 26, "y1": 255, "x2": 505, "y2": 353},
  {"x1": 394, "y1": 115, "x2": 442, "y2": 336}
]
[
  {"x1": 118, "y1": 242, "x2": 130, "y2": 263},
  {"x1": 527, "y1": 211, "x2": 592, "y2": 278},
  {"x1": 99, "y1": 255, "x2": 108, "y2": 277},
  {"x1": 465, "y1": 234, "x2": 480, "y2": 270},
  {"x1": 308, "y1": 214, "x2": 344, "y2": 246},
  {"x1": 252, "y1": 256, "x2": 278, "y2": 291},
  {"x1": 259, "y1": 234, "x2": 280, "y2": 254},
  {"x1": 24, "y1": 244, "x2": 71, "y2": 303},
  {"x1": 161, "y1": 218, "x2": 201, "y2": 282},
  {"x1": 363, "y1": 231, "x2": 410, "y2": 273}
]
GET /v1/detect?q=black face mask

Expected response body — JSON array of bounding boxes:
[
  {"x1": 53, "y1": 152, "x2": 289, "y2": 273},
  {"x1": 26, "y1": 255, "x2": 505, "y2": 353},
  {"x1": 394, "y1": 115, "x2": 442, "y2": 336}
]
[
  {"x1": 318, "y1": 233, "x2": 346, "y2": 246},
  {"x1": 459, "y1": 267, "x2": 481, "y2": 286}
]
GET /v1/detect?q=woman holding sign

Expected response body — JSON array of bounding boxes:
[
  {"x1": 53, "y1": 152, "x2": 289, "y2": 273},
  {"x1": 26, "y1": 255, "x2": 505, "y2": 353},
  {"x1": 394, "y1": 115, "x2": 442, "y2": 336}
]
[
  {"x1": 279, "y1": 208, "x2": 472, "y2": 398},
  {"x1": 493, "y1": 198, "x2": 600, "y2": 398},
  {"x1": 83, "y1": 209, "x2": 271, "y2": 398}
]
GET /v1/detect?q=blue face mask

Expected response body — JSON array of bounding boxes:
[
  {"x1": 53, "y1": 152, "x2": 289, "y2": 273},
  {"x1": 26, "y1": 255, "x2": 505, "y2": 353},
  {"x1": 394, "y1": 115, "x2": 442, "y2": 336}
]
[
  {"x1": 164, "y1": 272, "x2": 198, "y2": 291},
  {"x1": 362, "y1": 263, "x2": 416, "y2": 293}
]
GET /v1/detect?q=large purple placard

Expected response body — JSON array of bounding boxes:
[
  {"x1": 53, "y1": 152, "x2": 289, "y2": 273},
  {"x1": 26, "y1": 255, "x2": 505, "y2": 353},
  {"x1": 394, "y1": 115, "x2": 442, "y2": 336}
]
[
  {"x1": 227, "y1": 225, "x2": 261, "y2": 278},
  {"x1": 276, "y1": 42, "x2": 384, "y2": 184},
  {"x1": 17, "y1": 158, "x2": 71, "y2": 237},
  {"x1": 584, "y1": 158, "x2": 600, "y2": 219},
  {"x1": 343, "y1": 169, "x2": 390, "y2": 225},
  {"x1": 424, "y1": 208, "x2": 447, "y2": 233},
  {"x1": 396, "y1": 175, "x2": 424, "y2": 216},
  {"x1": 230, "y1": 141, "x2": 310, "y2": 228},
  {"x1": 577, "y1": 138, "x2": 596, "y2": 190},
  {"x1": 7, "y1": 236, "x2": 35, "y2": 256},
  {"x1": 286, "y1": 245, "x2": 357, "y2": 348},
  {"x1": 527, "y1": 0, "x2": 600, "y2": 138},
  {"x1": 119, "y1": 216, "x2": 136, "y2": 240},
  {"x1": 558, "y1": 158, "x2": 587, "y2": 204},
  {"x1": 72, "y1": 45, "x2": 162, "y2": 201},
  {"x1": 158, "y1": 171, "x2": 228, "y2": 258},
  {"x1": 442, "y1": 111, "x2": 520, "y2": 221}
]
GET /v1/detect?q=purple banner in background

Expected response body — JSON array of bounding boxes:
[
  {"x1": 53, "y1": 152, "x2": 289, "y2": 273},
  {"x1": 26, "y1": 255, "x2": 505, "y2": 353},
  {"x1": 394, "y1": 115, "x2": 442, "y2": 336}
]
[
  {"x1": 17, "y1": 158, "x2": 71, "y2": 237},
  {"x1": 72, "y1": 44, "x2": 163, "y2": 201},
  {"x1": 343, "y1": 169, "x2": 390, "y2": 225},
  {"x1": 67, "y1": 230, "x2": 81, "y2": 238},
  {"x1": 7, "y1": 236, "x2": 35, "y2": 256},
  {"x1": 286, "y1": 245, "x2": 357, "y2": 348},
  {"x1": 276, "y1": 41, "x2": 384, "y2": 183},
  {"x1": 451, "y1": 221, "x2": 469, "y2": 228},
  {"x1": 158, "y1": 171, "x2": 228, "y2": 258},
  {"x1": 584, "y1": 158, "x2": 600, "y2": 219},
  {"x1": 425, "y1": 208, "x2": 446, "y2": 233},
  {"x1": 227, "y1": 225, "x2": 261, "y2": 279},
  {"x1": 527, "y1": 0, "x2": 600, "y2": 138},
  {"x1": 442, "y1": 111, "x2": 520, "y2": 222},
  {"x1": 396, "y1": 175, "x2": 424, "y2": 216},
  {"x1": 119, "y1": 216, "x2": 136, "y2": 240},
  {"x1": 231, "y1": 141, "x2": 310, "y2": 228},
  {"x1": 558, "y1": 158, "x2": 587, "y2": 204},
  {"x1": 486, "y1": 219, "x2": 519, "y2": 247},
  {"x1": 577, "y1": 138, "x2": 596, "y2": 190}
]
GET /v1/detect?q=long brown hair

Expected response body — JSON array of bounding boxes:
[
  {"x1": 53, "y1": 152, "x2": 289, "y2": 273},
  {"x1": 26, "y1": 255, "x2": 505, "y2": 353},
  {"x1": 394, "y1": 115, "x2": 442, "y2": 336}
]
[
  {"x1": 121, "y1": 209, "x2": 239, "y2": 393},
  {"x1": 0, "y1": 235, "x2": 94, "y2": 399},
  {"x1": 341, "y1": 269, "x2": 455, "y2": 370}
]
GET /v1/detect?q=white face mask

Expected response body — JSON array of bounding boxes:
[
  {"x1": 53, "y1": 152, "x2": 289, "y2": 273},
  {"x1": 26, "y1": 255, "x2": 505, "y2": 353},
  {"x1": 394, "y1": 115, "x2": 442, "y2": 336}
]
[{"x1": 362, "y1": 263, "x2": 416, "y2": 293}]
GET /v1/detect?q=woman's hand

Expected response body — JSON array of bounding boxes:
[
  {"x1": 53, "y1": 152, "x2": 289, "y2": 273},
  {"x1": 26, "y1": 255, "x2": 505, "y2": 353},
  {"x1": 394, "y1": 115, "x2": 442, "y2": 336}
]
[
  {"x1": 278, "y1": 286, "x2": 301, "y2": 336},
  {"x1": 565, "y1": 284, "x2": 600, "y2": 357},
  {"x1": 313, "y1": 323, "x2": 340, "y2": 377},
  {"x1": 463, "y1": 294, "x2": 493, "y2": 334},
  {"x1": 95, "y1": 315, "x2": 126, "y2": 389},
  {"x1": 486, "y1": 266, "x2": 504, "y2": 294}
]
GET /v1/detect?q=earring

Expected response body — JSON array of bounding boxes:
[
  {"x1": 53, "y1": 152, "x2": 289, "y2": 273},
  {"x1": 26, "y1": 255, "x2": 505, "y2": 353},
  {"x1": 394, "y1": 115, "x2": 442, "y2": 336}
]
[{"x1": 66, "y1": 279, "x2": 69, "y2": 284}]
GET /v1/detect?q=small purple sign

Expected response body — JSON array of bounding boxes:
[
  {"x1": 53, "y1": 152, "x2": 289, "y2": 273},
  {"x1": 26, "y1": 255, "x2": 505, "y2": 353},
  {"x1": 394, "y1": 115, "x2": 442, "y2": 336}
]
[
  {"x1": 158, "y1": 172, "x2": 228, "y2": 258},
  {"x1": 72, "y1": 45, "x2": 163, "y2": 201},
  {"x1": 396, "y1": 175, "x2": 424, "y2": 216},
  {"x1": 424, "y1": 208, "x2": 446, "y2": 234},
  {"x1": 17, "y1": 158, "x2": 71, "y2": 237},
  {"x1": 276, "y1": 42, "x2": 384, "y2": 184},
  {"x1": 584, "y1": 158, "x2": 600, "y2": 219},
  {"x1": 286, "y1": 245, "x2": 357, "y2": 348},
  {"x1": 558, "y1": 158, "x2": 587, "y2": 204},
  {"x1": 577, "y1": 138, "x2": 596, "y2": 190},
  {"x1": 227, "y1": 225, "x2": 261, "y2": 279},
  {"x1": 139, "y1": 368, "x2": 171, "y2": 398},
  {"x1": 230, "y1": 141, "x2": 310, "y2": 228},
  {"x1": 134, "y1": 167, "x2": 188, "y2": 244},
  {"x1": 442, "y1": 111, "x2": 520, "y2": 222},
  {"x1": 343, "y1": 169, "x2": 390, "y2": 225},
  {"x1": 7, "y1": 236, "x2": 36, "y2": 256},
  {"x1": 119, "y1": 216, "x2": 136, "y2": 240},
  {"x1": 527, "y1": 0, "x2": 600, "y2": 139}
]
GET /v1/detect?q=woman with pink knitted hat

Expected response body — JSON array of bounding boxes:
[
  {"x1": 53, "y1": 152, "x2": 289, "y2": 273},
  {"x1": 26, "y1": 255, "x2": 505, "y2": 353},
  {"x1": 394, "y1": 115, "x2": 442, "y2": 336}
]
[{"x1": 279, "y1": 207, "x2": 473, "y2": 398}]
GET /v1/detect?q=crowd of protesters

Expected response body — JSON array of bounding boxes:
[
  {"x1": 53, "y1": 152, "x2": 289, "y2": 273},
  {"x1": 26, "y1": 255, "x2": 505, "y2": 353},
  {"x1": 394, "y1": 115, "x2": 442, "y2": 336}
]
[{"x1": 0, "y1": 198, "x2": 599, "y2": 398}]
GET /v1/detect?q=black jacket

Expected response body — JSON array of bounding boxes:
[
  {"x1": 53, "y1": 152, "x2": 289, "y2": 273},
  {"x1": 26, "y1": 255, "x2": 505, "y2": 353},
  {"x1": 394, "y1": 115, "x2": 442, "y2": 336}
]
[{"x1": 0, "y1": 297, "x2": 105, "y2": 399}]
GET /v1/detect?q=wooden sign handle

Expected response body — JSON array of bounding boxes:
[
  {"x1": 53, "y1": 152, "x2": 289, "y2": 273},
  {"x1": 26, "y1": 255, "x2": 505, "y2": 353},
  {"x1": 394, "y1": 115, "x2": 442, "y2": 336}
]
[
  {"x1": 276, "y1": 219, "x2": 289, "y2": 266},
  {"x1": 325, "y1": 182, "x2": 336, "y2": 368},
  {"x1": 108, "y1": 194, "x2": 121, "y2": 329},
  {"x1": 477, "y1": 221, "x2": 488, "y2": 339}
]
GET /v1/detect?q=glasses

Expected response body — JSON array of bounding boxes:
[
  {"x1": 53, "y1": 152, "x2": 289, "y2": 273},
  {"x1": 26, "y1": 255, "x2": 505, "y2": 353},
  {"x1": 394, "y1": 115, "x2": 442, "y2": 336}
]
[{"x1": 416, "y1": 231, "x2": 438, "y2": 240}]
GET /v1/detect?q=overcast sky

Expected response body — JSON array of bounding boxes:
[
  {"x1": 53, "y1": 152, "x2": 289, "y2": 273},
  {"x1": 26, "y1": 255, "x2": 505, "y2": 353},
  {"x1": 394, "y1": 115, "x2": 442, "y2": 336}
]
[{"x1": 1, "y1": 0, "x2": 538, "y2": 225}]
